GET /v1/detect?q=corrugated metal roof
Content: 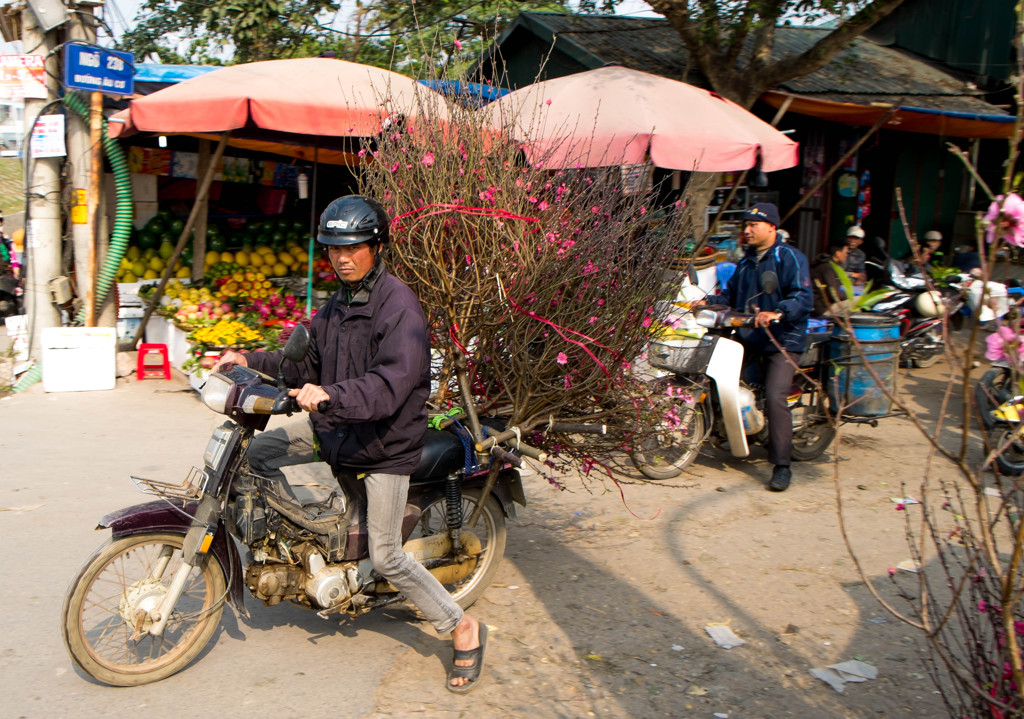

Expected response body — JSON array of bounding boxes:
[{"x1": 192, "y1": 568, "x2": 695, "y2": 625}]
[{"x1": 514, "y1": 12, "x2": 1007, "y2": 116}]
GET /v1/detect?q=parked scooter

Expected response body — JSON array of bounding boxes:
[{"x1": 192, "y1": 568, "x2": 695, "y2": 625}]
[
  {"x1": 986, "y1": 393, "x2": 1024, "y2": 476},
  {"x1": 631, "y1": 272, "x2": 838, "y2": 480},
  {"x1": 864, "y1": 244, "x2": 968, "y2": 368},
  {"x1": 61, "y1": 325, "x2": 527, "y2": 686}
]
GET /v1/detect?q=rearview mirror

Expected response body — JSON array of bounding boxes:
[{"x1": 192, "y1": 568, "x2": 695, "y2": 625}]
[
  {"x1": 760, "y1": 271, "x2": 779, "y2": 296},
  {"x1": 282, "y1": 324, "x2": 310, "y2": 362}
]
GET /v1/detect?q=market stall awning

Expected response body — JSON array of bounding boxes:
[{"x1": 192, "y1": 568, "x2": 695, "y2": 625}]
[
  {"x1": 109, "y1": 58, "x2": 450, "y2": 153},
  {"x1": 762, "y1": 90, "x2": 1016, "y2": 140},
  {"x1": 479, "y1": 66, "x2": 799, "y2": 172}
]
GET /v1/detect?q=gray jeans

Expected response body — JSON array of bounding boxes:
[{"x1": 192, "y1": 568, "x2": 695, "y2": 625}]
[{"x1": 248, "y1": 418, "x2": 464, "y2": 634}]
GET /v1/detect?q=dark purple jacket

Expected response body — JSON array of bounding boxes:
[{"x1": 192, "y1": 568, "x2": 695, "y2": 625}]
[{"x1": 244, "y1": 267, "x2": 430, "y2": 475}]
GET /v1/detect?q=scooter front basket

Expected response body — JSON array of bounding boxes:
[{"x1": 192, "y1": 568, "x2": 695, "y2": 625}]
[{"x1": 648, "y1": 337, "x2": 716, "y2": 375}]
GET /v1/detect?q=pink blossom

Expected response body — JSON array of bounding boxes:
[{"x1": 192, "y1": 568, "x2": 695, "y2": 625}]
[
  {"x1": 357, "y1": 148, "x2": 368, "y2": 157},
  {"x1": 421, "y1": 151, "x2": 435, "y2": 167},
  {"x1": 640, "y1": 206, "x2": 646, "y2": 215},
  {"x1": 390, "y1": 162, "x2": 399, "y2": 173},
  {"x1": 545, "y1": 99, "x2": 552, "y2": 105},
  {"x1": 985, "y1": 193, "x2": 1024, "y2": 247},
  {"x1": 563, "y1": 375, "x2": 572, "y2": 389},
  {"x1": 538, "y1": 200, "x2": 549, "y2": 211},
  {"x1": 597, "y1": 298, "x2": 605, "y2": 306},
  {"x1": 589, "y1": 316, "x2": 597, "y2": 324},
  {"x1": 454, "y1": 38, "x2": 463, "y2": 50},
  {"x1": 591, "y1": 205, "x2": 600, "y2": 213},
  {"x1": 528, "y1": 196, "x2": 538, "y2": 203},
  {"x1": 895, "y1": 502, "x2": 906, "y2": 511},
  {"x1": 887, "y1": 567, "x2": 896, "y2": 576},
  {"x1": 556, "y1": 352, "x2": 568, "y2": 365}
]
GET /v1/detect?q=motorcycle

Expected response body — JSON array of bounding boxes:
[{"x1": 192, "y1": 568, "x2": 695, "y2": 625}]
[
  {"x1": 864, "y1": 252, "x2": 968, "y2": 369},
  {"x1": 631, "y1": 271, "x2": 839, "y2": 480},
  {"x1": 61, "y1": 325, "x2": 528, "y2": 686}
]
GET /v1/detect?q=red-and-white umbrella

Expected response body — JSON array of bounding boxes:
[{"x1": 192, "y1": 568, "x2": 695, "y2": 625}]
[
  {"x1": 109, "y1": 57, "x2": 448, "y2": 140},
  {"x1": 477, "y1": 66, "x2": 798, "y2": 172}
]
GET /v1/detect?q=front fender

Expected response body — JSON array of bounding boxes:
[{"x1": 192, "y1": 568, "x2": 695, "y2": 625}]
[
  {"x1": 706, "y1": 336, "x2": 749, "y2": 457},
  {"x1": 100, "y1": 499, "x2": 248, "y2": 619}
]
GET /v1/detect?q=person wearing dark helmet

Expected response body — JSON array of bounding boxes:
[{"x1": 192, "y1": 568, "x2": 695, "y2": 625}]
[
  {"x1": 212, "y1": 195, "x2": 487, "y2": 693},
  {"x1": 696, "y1": 202, "x2": 813, "y2": 492}
]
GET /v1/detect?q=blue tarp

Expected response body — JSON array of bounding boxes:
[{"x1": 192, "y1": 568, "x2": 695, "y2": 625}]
[{"x1": 135, "y1": 63, "x2": 219, "y2": 84}]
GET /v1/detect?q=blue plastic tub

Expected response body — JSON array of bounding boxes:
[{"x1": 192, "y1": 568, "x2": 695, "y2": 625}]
[{"x1": 828, "y1": 314, "x2": 901, "y2": 416}]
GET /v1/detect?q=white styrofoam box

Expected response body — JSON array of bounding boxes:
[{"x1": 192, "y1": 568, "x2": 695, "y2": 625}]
[
  {"x1": 132, "y1": 173, "x2": 158, "y2": 203},
  {"x1": 4, "y1": 314, "x2": 28, "y2": 362},
  {"x1": 116, "y1": 317, "x2": 142, "y2": 339},
  {"x1": 41, "y1": 327, "x2": 116, "y2": 392},
  {"x1": 118, "y1": 306, "x2": 145, "y2": 319}
]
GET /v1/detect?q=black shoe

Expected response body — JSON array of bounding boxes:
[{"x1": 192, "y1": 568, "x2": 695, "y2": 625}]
[{"x1": 768, "y1": 465, "x2": 792, "y2": 492}]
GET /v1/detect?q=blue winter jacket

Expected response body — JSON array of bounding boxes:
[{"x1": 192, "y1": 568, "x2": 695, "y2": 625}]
[{"x1": 709, "y1": 239, "x2": 814, "y2": 354}]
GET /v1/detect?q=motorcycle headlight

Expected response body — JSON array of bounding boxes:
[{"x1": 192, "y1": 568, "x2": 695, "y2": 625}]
[
  {"x1": 695, "y1": 309, "x2": 719, "y2": 328},
  {"x1": 201, "y1": 372, "x2": 232, "y2": 414}
]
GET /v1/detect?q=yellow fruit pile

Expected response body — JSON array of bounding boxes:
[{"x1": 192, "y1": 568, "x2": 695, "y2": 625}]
[
  {"x1": 116, "y1": 245, "x2": 190, "y2": 283},
  {"x1": 191, "y1": 320, "x2": 262, "y2": 347}
]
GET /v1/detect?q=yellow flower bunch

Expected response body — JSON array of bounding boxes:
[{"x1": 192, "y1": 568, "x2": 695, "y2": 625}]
[{"x1": 191, "y1": 320, "x2": 262, "y2": 347}]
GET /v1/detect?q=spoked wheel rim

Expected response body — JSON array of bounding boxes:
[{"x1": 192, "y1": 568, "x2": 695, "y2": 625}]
[
  {"x1": 630, "y1": 384, "x2": 706, "y2": 480},
  {"x1": 63, "y1": 533, "x2": 225, "y2": 686},
  {"x1": 790, "y1": 377, "x2": 836, "y2": 462},
  {"x1": 410, "y1": 490, "x2": 506, "y2": 608}
]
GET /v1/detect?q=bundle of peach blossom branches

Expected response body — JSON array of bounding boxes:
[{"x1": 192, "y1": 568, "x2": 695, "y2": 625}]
[{"x1": 358, "y1": 95, "x2": 691, "y2": 477}]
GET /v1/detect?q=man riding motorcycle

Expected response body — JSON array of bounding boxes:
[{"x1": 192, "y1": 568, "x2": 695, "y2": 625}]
[
  {"x1": 697, "y1": 202, "x2": 814, "y2": 492},
  {"x1": 213, "y1": 195, "x2": 488, "y2": 693}
]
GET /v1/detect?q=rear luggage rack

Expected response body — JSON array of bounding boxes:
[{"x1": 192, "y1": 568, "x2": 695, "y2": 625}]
[{"x1": 130, "y1": 467, "x2": 208, "y2": 500}]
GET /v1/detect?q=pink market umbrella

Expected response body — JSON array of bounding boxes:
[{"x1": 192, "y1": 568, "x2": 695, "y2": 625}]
[
  {"x1": 108, "y1": 57, "x2": 449, "y2": 140},
  {"x1": 478, "y1": 66, "x2": 798, "y2": 172}
]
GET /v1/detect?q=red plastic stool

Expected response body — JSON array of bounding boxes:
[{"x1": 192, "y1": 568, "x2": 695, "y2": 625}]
[{"x1": 138, "y1": 343, "x2": 171, "y2": 380}]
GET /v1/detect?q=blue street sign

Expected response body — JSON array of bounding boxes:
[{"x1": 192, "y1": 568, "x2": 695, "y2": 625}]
[{"x1": 64, "y1": 44, "x2": 134, "y2": 96}]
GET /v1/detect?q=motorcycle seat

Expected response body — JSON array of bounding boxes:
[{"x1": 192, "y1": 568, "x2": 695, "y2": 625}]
[
  {"x1": 410, "y1": 429, "x2": 466, "y2": 483},
  {"x1": 798, "y1": 330, "x2": 833, "y2": 367}
]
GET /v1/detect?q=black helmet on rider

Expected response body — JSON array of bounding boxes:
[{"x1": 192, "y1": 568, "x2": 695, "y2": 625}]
[{"x1": 317, "y1": 195, "x2": 390, "y2": 247}]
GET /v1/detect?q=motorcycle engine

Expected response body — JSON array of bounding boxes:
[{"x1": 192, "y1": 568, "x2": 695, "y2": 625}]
[{"x1": 245, "y1": 544, "x2": 361, "y2": 610}]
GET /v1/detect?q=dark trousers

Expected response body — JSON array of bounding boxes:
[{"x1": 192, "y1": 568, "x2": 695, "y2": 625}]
[{"x1": 743, "y1": 351, "x2": 796, "y2": 466}]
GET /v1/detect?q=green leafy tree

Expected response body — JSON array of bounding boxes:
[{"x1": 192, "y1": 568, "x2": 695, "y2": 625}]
[
  {"x1": 345, "y1": 1, "x2": 576, "y2": 75},
  {"x1": 118, "y1": 0, "x2": 341, "y2": 64},
  {"x1": 645, "y1": 0, "x2": 908, "y2": 107}
]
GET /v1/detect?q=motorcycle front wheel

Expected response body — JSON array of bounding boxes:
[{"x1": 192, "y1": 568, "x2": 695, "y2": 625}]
[
  {"x1": 630, "y1": 390, "x2": 706, "y2": 480},
  {"x1": 62, "y1": 532, "x2": 226, "y2": 687},
  {"x1": 790, "y1": 376, "x2": 836, "y2": 462},
  {"x1": 989, "y1": 426, "x2": 1024, "y2": 477},
  {"x1": 412, "y1": 489, "x2": 506, "y2": 610}
]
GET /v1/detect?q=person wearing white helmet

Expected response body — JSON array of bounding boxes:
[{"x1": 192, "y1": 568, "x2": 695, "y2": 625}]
[{"x1": 844, "y1": 226, "x2": 867, "y2": 285}]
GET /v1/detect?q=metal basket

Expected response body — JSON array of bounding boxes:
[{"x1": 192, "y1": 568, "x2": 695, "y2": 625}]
[{"x1": 647, "y1": 337, "x2": 715, "y2": 375}]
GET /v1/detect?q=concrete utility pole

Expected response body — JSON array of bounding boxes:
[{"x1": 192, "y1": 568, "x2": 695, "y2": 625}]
[
  {"x1": 22, "y1": 4, "x2": 63, "y2": 360},
  {"x1": 66, "y1": 3, "x2": 114, "y2": 328}
]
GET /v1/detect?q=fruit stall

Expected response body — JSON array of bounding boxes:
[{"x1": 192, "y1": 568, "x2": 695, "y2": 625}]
[{"x1": 119, "y1": 207, "x2": 342, "y2": 382}]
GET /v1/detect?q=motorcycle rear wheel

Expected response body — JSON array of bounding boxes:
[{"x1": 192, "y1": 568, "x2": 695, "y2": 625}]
[
  {"x1": 790, "y1": 377, "x2": 836, "y2": 462},
  {"x1": 62, "y1": 532, "x2": 226, "y2": 687},
  {"x1": 911, "y1": 326, "x2": 943, "y2": 369},
  {"x1": 411, "y1": 489, "x2": 506, "y2": 610},
  {"x1": 630, "y1": 396, "x2": 706, "y2": 480},
  {"x1": 989, "y1": 426, "x2": 1024, "y2": 477},
  {"x1": 976, "y1": 367, "x2": 1015, "y2": 431}
]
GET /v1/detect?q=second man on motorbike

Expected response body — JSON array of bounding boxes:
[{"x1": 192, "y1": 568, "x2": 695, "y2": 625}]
[{"x1": 701, "y1": 202, "x2": 814, "y2": 491}]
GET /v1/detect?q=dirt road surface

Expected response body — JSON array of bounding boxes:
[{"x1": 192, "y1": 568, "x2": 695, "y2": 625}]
[{"x1": 1, "y1": 353, "x2": 975, "y2": 718}]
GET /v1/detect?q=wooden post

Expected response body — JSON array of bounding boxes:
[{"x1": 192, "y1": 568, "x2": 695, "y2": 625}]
[
  {"x1": 132, "y1": 134, "x2": 230, "y2": 347},
  {"x1": 192, "y1": 139, "x2": 210, "y2": 281}
]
